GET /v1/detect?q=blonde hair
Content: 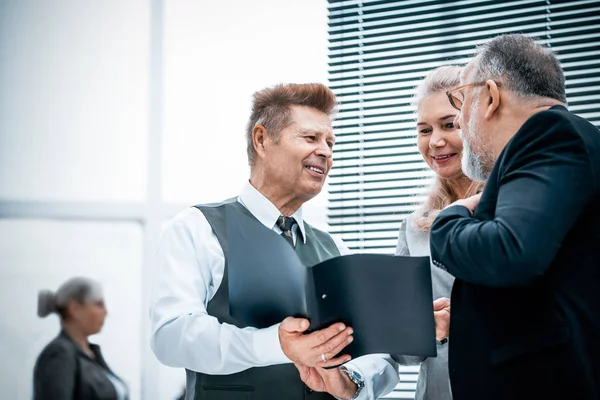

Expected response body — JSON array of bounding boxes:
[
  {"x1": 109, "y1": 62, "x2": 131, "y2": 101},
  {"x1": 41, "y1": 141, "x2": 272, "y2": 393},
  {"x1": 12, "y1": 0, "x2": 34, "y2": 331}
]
[
  {"x1": 415, "y1": 178, "x2": 483, "y2": 231},
  {"x1": 412, "y1": 66, "x2": 484, "y2": 231}
]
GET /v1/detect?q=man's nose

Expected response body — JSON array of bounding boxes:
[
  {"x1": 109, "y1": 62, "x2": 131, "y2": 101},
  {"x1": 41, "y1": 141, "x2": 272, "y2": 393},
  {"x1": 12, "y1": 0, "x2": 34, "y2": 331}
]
[{"x1": 316, "y1": 141, "x2": 332, "y2": 158}]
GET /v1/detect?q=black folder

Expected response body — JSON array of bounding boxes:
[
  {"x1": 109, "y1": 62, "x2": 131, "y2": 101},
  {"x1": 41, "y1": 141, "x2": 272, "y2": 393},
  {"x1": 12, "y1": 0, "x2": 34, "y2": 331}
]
[{"x1": 226, "y1": 207, "x2": 437, "y2": 359}]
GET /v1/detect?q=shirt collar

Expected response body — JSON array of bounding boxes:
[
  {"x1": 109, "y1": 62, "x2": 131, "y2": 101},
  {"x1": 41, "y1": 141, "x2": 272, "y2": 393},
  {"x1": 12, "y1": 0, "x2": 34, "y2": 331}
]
[{"x1": 238, "y1": 181, "x2": 307, "y2": 244}]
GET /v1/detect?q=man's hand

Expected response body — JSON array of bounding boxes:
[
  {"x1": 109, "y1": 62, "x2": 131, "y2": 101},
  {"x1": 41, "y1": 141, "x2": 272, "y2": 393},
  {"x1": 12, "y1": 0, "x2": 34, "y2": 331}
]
[
  {"x1": 279, "y1": 317, "x2": 353, "y2": 367},
  {"x1": 446, "y1": 193, "x2": 481, "y2": 213},
  {"x1": 295, "y1": 363, "x2": 357, "y2": 399},
  {"x1": 433, "y1": 297, "x2": 451, "y2": 341}
]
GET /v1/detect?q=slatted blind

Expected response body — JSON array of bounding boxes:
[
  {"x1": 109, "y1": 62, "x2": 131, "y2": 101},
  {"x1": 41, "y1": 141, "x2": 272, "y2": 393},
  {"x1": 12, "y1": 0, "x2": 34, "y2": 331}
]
[{"x1": 326, "y1": 0, "x2": 600, "y2": 398}]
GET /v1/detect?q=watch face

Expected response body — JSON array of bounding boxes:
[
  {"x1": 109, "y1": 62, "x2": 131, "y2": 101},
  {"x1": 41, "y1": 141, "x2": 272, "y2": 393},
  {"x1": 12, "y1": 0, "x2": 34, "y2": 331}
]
[
  {"x1": 341, "y1": 366, "x2": 364, "y2": 393},
  {"x1": 349, "y1": 370, "x2": 364, "y2": 387}
]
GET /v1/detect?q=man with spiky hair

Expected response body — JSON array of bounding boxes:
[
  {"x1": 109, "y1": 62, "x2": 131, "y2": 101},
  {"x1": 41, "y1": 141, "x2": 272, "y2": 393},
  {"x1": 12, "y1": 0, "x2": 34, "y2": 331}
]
[{"x1": 150, "y1": 83, "x2": 401, "y2": 400}]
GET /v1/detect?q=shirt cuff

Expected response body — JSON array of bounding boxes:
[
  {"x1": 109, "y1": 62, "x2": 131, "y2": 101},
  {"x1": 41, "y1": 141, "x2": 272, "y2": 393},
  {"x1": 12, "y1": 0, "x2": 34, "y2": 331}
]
[
  {"x1": 344, "y1": 354, "x2": 399, "y2": 400},
  {"x1": 252, "y1": 323, "x2": 291, "y2": 365}
]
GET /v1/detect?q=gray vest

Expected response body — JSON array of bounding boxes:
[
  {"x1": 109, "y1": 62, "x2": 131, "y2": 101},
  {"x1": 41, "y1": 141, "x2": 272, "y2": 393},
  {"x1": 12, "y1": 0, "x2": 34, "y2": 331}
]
[{"x1": 188, "y1": 199, "x2": 341, "y2": 400}]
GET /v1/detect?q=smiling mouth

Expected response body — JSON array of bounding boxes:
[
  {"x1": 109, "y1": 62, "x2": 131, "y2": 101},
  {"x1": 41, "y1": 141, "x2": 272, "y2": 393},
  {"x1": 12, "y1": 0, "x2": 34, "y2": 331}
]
[
  {"x1": 305, "y1": 165, "x2": 326, "y2": 175},
  {"x1": 432, "y1": 154, "x2": 456, "y2": 160}
]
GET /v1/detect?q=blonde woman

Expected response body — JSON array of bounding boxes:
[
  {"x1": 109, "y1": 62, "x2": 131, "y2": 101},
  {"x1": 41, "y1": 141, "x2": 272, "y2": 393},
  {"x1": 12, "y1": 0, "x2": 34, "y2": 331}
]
[
  {"x1": 33, "y1": 277, "x2": 129, "y2": 400},
  {"x1": 395, "y1": 66, "x2": 483, "y2": 400}
]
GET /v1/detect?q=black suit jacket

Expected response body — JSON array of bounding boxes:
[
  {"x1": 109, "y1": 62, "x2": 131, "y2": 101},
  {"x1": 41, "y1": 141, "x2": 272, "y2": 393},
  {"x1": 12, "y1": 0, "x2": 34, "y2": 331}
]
[
  {"x1": 33, "y1": 330, "x2": 128, "y2": 400},
  {"x1": 430, "y1": 105, "x2": 600, "y2": 400}
]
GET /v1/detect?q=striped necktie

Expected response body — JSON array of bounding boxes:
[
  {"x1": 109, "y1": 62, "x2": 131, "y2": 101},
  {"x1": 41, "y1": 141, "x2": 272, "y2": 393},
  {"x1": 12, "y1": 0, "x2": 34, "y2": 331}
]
[{"x1": 276, "y1": 215, "x2": 297, "y2": 248}]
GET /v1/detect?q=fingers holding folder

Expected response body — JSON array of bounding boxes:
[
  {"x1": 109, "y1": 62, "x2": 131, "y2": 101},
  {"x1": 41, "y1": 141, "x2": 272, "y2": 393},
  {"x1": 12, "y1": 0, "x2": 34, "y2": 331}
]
[{"x1": 279, "y1": 317, "x2": 354, "y2": 367}]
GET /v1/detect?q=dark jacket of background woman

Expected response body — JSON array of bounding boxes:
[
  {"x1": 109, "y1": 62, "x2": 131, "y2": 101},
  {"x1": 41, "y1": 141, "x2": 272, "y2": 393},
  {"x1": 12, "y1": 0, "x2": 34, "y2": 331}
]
[{"x1": 34, "y1": 330, "x2": 128, "y2": 400}]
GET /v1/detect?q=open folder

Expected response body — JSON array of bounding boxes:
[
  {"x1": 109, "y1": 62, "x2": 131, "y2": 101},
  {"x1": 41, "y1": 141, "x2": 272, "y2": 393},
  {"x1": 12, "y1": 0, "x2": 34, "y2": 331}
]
[{"x1": 226, "y1": 206, "x2": 437, "y2": 359}]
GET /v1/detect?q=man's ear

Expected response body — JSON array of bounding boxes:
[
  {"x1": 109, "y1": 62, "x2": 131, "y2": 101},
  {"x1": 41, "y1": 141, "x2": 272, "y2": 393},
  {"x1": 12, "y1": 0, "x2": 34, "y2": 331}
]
[
  {"x1": 484, "y1": 79, "x2": 501, "y2": 121},
  {"x1": 252, "y1": 125, "x2": 269, "y2": 159}
]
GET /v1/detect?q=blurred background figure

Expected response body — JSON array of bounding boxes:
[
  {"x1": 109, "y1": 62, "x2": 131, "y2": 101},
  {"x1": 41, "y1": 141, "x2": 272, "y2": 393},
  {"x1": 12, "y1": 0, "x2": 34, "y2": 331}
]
[
  {"x1": 33, "y1": 277, "x2": 129, "y2": 400},
  {"x1": 394, "y1": 65, "x2": 483, "y2": 400}
]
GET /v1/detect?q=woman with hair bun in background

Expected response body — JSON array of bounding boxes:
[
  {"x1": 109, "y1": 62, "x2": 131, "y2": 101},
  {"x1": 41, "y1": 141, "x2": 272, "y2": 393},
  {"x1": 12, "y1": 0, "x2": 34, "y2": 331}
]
[{"x1": 33, "y1": 277, "x2": 129, "y2": 400}]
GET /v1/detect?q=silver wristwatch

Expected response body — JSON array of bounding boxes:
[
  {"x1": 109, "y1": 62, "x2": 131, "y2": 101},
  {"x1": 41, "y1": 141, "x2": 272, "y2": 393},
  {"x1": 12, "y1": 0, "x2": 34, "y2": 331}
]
[{"x1": 339, "y1": 365, "x2": 365, "y2": 400}]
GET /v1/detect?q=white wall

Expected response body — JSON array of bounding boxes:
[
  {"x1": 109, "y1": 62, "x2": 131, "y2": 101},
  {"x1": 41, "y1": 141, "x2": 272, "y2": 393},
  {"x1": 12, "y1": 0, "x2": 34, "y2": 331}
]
[
  {"x1": 0, "y1": 0, "x2": 149, "y2": 202},
  {"x1": 0, "y1": 1, "x2": 330, "y2": 399},
  {"x1": 162, "y1": 0, "x2": 330, "y2": 227}
]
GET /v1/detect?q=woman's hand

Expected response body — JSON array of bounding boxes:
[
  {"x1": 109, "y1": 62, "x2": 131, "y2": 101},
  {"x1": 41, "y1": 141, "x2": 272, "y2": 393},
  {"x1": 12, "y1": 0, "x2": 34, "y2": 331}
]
[
  {"x1": 446, "y1": 193, "x2": 481, "y2": 213},
  {"x1": 433, "y1": 297, "x2": 451, "y2": 340}
]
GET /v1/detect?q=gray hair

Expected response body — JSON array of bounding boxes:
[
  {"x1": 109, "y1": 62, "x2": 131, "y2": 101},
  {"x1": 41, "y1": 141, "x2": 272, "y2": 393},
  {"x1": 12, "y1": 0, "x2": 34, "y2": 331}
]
[
  {"x1": 469, "y1": 34, "x2": 566, "y2": 104},
  {"x1": 413, "y1": 65, "x2": 462, "y2": 110},
  {"x1": 37, "y1": 277, "x2": 103, "y2": 318}
]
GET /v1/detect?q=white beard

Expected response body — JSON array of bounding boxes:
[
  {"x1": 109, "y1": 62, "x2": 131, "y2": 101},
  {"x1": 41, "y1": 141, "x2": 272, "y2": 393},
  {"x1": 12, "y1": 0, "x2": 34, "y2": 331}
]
[{"x1": 461, "y1": 98, "x2": 490, "y2": 182}]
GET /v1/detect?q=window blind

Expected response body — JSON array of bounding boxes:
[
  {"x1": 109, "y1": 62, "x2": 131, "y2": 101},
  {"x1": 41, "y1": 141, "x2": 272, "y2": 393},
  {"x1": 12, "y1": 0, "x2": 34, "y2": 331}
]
[{"x1": 326, "y1": 1, "x2": 600, "y2": 398}]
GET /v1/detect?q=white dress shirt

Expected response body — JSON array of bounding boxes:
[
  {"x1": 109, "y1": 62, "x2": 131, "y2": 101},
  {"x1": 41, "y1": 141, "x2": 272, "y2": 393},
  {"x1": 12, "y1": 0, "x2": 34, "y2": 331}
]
[{"x1": 150, "y1": 182, "x2": 398, "y2": 399}]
